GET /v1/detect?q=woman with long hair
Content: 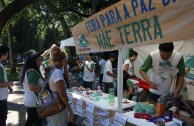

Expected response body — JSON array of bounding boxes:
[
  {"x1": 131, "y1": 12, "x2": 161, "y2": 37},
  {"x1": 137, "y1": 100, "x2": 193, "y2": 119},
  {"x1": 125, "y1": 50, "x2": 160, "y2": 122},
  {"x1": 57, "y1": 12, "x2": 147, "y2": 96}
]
[
  {"x1": 46, "y1": 46, "x2": 74, "y2": 126},
  {"x1": 21, "y1": 51, "x2": 43, "y2": 126}
]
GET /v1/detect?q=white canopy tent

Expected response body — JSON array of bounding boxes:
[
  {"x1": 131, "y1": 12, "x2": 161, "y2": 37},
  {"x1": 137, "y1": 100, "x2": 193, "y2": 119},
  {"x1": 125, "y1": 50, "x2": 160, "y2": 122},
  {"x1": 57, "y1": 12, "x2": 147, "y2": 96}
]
[{"x1": 60, "y1": 37, "x2": 75, "y2": 50}]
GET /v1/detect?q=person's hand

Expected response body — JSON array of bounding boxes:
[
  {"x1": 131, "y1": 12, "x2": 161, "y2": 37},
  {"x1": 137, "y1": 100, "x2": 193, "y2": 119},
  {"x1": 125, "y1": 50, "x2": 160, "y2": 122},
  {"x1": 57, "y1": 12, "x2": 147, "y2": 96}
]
[
  {"x1": 113, "y1": 74, "x2": 117, "y2": 78},
  {"x1": 63, "y1": 58, "x2": 68, "y2": 66},
  {"x1": 148, "y1": 81, "x2": 158, "y2": 90},
  {"x1": 8, "y1": 86, "x2": 13, "y2": 94},
  {"x1": 75, "y1": 60, "x2": 80, "y2": 64},
  {"x1": 128, "y1": 87, "x2": 134, "y2": 95},
  {"x1": 8, "y1": 82, "x2": 14, "y2": 87},
  {"x1": 82, "y1": 61, "x2": 86, "y2": 66},
  {"x1": 172, "y1": 91, "x2": 179, "y2": 97},
  {"x1": 68, "y1": 112, "x2": 74, "y2": 123}
]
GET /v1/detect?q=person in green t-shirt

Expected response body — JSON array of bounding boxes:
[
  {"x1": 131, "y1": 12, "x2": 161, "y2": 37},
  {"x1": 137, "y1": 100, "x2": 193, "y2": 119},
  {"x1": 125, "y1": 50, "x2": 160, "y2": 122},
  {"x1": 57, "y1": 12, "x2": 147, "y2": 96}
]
[
  {"x1": 76, "y1": 53, "x2": 95, "y2": 90},
  {"x1": 21, "y1": 51, "x2": 44, "y2": 126},
  {"x1": 0, "y1": 45, "x2": 14, "y2": 126},
  {"x1": 139, "y1": 42, "x2": 185, "y2": 102}
]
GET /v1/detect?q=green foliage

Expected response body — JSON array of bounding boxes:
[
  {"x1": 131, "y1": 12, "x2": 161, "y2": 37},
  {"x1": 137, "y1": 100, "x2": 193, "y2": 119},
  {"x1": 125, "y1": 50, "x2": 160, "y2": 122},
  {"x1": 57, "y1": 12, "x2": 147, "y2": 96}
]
[
  {"x1": 1, "y1": 0, "x2": 121, "y2": 55},
  {"x1": 6, "y1": 67, "x2": 20, "y2": 81}
]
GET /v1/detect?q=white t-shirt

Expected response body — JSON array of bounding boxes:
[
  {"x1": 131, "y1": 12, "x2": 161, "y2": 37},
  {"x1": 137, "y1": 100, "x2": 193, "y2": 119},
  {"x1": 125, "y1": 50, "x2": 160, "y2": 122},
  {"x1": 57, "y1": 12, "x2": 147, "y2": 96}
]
[
  {"x1": 0, "y1": 63, "x2": 8, "y2": 100},
  {"x1": 83, "y1": 61, "x2": 95, "y2": 82},
  {"x1": 123, "y1": 59, "x2": 134, "y2": 76},
  {"x1": 149, "y1": 50, "x2": 182, "y2": 95},
  {"x1": 99, "y1": 59, "x2": 106, "y2": 74},
  {"x1": 23, "y1": 72, "x2": 44, "y2": 107},
  {"x1": 49, "y1": 68, "x2": 65, "y2": 92},
  {"x1": 103, "y1": 60, "x2": 113, "y2": 83}
]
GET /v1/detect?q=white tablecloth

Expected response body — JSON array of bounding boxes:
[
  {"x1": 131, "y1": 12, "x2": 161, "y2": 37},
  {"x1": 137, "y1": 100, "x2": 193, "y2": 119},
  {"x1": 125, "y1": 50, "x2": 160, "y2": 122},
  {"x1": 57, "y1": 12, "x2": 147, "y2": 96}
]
[{"x1": 69, "y1": 92, "x2": 136, "y2": 111}]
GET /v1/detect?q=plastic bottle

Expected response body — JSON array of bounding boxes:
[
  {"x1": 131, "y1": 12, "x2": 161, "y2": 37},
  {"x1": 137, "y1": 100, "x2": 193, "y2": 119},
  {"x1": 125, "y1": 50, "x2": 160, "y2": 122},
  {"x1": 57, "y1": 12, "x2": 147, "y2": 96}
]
[
  {"x1": 108, "y1": 88, "x2": 115, "y2": 106},
  {"x1": 94, "y1": 91, "x2": 100, "y2": 102}
]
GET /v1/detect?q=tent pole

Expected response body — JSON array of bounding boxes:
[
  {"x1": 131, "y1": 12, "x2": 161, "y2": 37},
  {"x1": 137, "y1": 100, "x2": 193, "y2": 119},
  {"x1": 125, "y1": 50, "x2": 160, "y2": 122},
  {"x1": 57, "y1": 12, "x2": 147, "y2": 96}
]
[{"x1": 117, "y1": 46, "x2": 124, "y2": 113}]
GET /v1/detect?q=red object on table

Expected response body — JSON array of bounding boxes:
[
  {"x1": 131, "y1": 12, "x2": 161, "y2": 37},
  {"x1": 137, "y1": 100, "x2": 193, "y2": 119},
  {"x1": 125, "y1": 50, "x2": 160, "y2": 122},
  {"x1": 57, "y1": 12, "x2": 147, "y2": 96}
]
[
  {"x1": 137, "y1": 78, "x2": 150, "y2": 91},
  {"x1": 134, "y1": 113, "x2": 152, "y2": 119}
]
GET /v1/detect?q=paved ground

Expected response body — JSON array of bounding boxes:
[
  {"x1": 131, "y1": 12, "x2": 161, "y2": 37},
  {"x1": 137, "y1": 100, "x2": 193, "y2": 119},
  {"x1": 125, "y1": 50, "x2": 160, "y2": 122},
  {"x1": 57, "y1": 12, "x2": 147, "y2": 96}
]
[{"x1": 6, "y1": 81, "x2": 26, "y2": 126}]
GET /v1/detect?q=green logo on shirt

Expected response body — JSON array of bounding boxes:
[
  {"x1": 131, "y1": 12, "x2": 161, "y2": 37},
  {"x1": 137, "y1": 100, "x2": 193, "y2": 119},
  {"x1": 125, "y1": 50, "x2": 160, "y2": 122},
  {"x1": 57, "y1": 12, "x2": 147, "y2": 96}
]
[{"x1": 159, "y1": 61, "x2": 172, "y2": 69}]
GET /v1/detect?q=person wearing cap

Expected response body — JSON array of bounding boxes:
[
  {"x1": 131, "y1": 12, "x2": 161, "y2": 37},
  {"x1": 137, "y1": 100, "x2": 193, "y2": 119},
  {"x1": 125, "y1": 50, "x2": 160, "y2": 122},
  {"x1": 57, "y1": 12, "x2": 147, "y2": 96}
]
[
  {"x1": 139, "y1": 42, "x2": 186, "y2": 102},
  {"x1": 77, "y1": 53, "x2": 95, "y2": 90}
]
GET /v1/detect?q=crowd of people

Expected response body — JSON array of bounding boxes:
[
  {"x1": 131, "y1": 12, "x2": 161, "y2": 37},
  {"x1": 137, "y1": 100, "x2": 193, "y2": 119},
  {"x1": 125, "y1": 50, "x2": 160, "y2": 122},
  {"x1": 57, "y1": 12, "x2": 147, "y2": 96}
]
[{"x1": 0, "y1": 42, "x2": 187, "y2": 126}]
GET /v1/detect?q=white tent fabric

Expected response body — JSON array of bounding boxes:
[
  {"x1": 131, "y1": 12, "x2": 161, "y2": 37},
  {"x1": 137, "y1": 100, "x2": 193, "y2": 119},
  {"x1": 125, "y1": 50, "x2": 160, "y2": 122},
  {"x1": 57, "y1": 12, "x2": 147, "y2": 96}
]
[{"x1": 60, "y1": 37, "x2": 75, "y2": 49}]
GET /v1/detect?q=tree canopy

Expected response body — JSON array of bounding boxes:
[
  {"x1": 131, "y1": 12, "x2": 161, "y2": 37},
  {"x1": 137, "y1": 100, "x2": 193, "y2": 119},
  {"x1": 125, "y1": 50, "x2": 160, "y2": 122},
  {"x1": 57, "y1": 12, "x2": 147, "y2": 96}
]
[{"x1": 0, "y1": 0, "x2": 120, "y2": 54}]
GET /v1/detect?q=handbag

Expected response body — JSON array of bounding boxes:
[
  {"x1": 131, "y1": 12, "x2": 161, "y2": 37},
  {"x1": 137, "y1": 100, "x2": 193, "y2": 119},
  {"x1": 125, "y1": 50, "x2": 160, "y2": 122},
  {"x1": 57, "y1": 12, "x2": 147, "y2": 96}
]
[{"x1": 36, "y1": 68, "x2": 65, "y2": 118}]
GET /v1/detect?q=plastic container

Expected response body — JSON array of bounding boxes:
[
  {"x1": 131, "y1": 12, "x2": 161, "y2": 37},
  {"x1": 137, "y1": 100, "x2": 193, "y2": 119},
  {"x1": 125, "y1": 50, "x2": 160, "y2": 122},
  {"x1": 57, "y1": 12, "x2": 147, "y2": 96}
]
[
  {"x1": 146, "y1": 104, "x2": 156, "y2": 115},
  {"x1": 94, "y1": 91, "x2": 100, "y2": 102},
  {"x1": 156, "y1": 103, "x2": 165, "y2": 116}
]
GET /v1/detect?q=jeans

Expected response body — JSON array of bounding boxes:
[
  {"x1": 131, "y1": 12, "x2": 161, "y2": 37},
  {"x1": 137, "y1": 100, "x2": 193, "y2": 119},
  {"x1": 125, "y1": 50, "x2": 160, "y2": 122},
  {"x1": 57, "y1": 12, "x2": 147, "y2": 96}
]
[
  {"x1": 25, "y1": 107, "x2": 42, "y2": 126},
  {"x1": 82, "y1": 81, "x2": 93, "y2": 90},
  {"x1": 0, "y1": 100, "x2": 7, "y2": 126}
]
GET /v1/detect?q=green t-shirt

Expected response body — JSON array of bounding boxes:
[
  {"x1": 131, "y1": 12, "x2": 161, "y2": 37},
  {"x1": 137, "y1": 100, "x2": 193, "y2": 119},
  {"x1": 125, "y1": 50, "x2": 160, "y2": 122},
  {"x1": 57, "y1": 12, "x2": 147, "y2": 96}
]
[
  {"x1": 140, "y1": 54, "x2": 186, "y2": 76},
  {"x1": 27, "y1": 69, "x2": 40, "y2": 85}
]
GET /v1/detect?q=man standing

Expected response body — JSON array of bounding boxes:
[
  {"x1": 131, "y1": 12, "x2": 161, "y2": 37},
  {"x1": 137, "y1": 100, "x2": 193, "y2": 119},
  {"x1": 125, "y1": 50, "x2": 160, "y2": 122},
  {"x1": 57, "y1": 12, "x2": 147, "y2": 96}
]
[
  {"x1": 77, "y1": 53, "x2": 95, "y2": 90},
  {"x1": 103, "y1": 53, "x2": 117, "y2": 93},
  {"x1": 139, "y1": 42, "x2": 185, "y2": 102},
  {"x1": 0, "y1": 45, "x2": 14, "y2": 126},
  {"x1": 98, "y1": 54, "x2": 106, "y2": 90}
]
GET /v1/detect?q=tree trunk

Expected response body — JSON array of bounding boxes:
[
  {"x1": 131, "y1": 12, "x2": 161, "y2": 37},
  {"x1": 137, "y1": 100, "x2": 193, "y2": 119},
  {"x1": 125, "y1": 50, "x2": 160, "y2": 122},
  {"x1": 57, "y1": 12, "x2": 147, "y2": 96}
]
[
  {"x1": 92, "y1": 0, "x2": 97, "y2": 14},
  {"x1": 7, "y1": 25, "x2": 16, "y2": 73},
  {"x1": 59, "y1": 15, "x2": 71, "y2": 39}
]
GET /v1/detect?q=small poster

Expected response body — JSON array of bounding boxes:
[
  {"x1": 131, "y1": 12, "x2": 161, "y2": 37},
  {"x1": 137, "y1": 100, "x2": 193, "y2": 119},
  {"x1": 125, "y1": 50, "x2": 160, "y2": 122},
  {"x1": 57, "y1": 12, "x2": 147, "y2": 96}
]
[
  {"x1": 76, "y1": 99, "x2": 83, "y2": 106},
  {"x1": 86, "y1": 102, "x2": 95, "y2": 113},
  {"x1": 97, "y1": 108, "x2": 109, "y2": 117},
  {"x1": 98, "y1": 116, "x2": 110, "y2": 126},
  {"x1": 113, "y1": 121, "x2": 123, "y2": 126},
  {"x1": 76, "y1": 104, "x2": 83, "y2": 114},
  {"x1": 67, "y1": 94, "x2": 73, "y2": 101},
  {"x1": 113, "y1": 113, "x2": 127, "y2": 126}
]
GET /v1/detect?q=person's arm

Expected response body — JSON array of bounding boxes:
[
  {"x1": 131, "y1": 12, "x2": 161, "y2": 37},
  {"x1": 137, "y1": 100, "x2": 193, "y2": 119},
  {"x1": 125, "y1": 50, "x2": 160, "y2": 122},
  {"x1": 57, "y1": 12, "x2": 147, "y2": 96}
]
[
  {"x1": 107, "y1": 71, "x2": 116, "y2": 78},
  {"x1": 99, "y1": 61, "x2": 102, "y2": 76},
  {"x1": 63, "y1": 59, "x2": 70, "y2": 82},
  {"x1": 0, "y1": 82, "x2": 13, "y2": 87},
  {"x1": 174, "y1": 57, "x2": 186, "y2": 96},
  {"x1": 123, "y1": 64, "x2": 129, "y2": 73},
  {"x1": 139, "y1": 55, "x2": 158, "y2": 90},
  {"x1": 76, "y1": 60, "x2": 83, "y2": 71},
  {"x1": 55, "y1": 80, "x2": 74, "y2": 123},
  {"x1": 27, "y1": 70, "x2": 41, "y2": 92},
  {"x1": 106, "y1": 62, "x2": 116, "y2": 77},
  {"x1": 127, "y1": 79, "x2": 134, "y2": 95},
  {"x1": 0, "y1": 67, "x2": 13, "y2": 87},
  {"x1": 83, "y1": 62, "x2": 94, "y2": 72}
]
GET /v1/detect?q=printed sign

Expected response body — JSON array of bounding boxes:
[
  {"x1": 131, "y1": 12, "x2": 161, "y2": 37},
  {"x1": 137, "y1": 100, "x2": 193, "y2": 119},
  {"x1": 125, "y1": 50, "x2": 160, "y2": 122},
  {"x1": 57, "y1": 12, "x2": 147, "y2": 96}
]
[
  {"x1": 86, "y1": 102, "x2": 95, "y2": 113},
  {"x1": 71, "y1": 0, "x2": 194, "y2": 54}
]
